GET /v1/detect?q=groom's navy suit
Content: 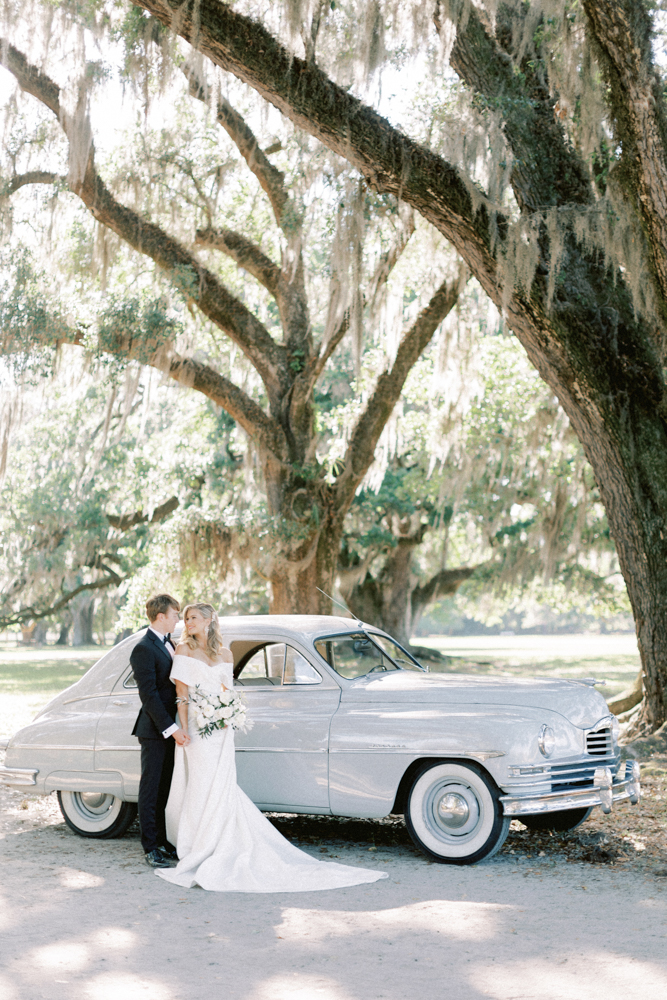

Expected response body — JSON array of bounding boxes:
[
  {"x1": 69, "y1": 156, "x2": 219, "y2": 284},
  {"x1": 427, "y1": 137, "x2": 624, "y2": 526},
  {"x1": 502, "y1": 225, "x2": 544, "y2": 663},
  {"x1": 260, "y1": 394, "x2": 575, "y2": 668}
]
[{"x1": 130, "y1": 629, "x2": 177, "y2": 854}]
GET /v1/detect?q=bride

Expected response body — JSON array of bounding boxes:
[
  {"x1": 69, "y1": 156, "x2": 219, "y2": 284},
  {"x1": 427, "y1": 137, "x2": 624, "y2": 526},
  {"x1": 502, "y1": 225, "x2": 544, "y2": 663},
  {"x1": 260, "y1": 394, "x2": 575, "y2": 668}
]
[{"x1": 156, "y1": 602, "x2": 387, "y2": 892}]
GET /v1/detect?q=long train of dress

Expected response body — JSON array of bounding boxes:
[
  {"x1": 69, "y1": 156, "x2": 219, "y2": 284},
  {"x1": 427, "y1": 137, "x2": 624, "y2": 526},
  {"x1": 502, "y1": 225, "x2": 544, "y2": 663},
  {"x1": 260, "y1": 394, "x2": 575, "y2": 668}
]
[{"x1": 155, "y1": 654, "x2": 387, "y2": 893}]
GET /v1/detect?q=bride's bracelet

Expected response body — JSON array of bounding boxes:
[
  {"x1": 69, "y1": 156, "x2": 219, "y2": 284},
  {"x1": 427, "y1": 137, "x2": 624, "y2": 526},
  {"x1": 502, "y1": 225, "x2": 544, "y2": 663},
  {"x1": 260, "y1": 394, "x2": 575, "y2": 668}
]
[{"x1": 175, "y1": 697, "x2": 190, "y2": 705}]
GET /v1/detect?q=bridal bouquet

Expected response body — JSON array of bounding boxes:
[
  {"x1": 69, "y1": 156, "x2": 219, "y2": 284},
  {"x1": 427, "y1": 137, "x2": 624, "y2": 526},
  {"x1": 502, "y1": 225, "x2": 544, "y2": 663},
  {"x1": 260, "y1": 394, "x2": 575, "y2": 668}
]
[{"x1": 190, "y1": 686, "x2": 252, "y2": 738}]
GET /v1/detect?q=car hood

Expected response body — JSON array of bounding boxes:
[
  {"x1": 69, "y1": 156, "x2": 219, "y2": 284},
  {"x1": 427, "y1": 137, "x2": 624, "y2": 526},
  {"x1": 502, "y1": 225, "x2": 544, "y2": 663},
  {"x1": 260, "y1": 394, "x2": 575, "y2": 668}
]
[{"x1": 343, "y1": 671, "x2": 609, "y2": 729}]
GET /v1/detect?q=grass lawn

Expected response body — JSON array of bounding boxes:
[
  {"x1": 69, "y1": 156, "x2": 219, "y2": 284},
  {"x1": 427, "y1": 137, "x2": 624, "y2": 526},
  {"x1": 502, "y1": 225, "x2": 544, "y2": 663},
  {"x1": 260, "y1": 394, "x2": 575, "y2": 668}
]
[
  {"x1": 0, "y1": 646, "x2": 113, "y2": 740},
  {"x1": 418, "y1": 633, "x2": 640, "y2": 702}
]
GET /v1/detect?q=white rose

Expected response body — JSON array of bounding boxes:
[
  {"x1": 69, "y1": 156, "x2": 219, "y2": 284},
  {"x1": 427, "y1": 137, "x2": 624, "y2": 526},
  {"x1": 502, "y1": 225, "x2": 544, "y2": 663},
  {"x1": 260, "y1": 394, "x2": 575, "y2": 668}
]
[
  {"x1": 202, "y1": 705, "x2": 215, "y2": 718},
  {"x1": 219, "y1": 706, "x2": 233, "y2": 719},
  {"x1": 196, "y1": 713, "x2": 205, "y2": 728}
]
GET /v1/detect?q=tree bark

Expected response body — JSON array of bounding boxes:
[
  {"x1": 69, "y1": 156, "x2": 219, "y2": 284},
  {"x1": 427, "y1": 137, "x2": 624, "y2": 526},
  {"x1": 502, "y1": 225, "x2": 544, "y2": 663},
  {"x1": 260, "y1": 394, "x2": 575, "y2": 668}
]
[{"x1": 71, "y1": 593, "x2": 96, "y2": 646}]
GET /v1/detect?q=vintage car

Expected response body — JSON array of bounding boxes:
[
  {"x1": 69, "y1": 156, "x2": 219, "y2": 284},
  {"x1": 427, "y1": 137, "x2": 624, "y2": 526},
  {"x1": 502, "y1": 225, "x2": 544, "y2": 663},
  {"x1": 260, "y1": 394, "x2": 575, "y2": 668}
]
[{"x1": 0, "y1": 615, "x2": 641, "y2": 864}]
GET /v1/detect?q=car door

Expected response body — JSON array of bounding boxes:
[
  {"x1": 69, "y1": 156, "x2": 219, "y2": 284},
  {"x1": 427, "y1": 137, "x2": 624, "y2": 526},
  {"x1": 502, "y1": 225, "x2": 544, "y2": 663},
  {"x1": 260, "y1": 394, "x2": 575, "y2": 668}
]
[
  {"x1": 94, "y1": 667, "x2": 142, "y2": 800},
  {"x1": 232, "y1": 639, "x2": 340, "y2": 811}
]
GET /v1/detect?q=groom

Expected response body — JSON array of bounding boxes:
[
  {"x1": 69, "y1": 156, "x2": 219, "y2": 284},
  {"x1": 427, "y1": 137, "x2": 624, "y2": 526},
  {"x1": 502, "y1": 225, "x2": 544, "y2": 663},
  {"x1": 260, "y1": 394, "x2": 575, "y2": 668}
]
[{"x1": 130, "y1": 593, "x2": 189, "y2": 868}]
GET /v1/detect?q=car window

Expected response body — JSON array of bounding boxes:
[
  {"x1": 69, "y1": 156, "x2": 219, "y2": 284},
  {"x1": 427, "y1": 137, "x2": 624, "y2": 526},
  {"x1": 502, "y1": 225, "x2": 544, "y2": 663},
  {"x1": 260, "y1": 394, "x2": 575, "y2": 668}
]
[
  {"x1": 367, "y1": 633, "x2": 423, "y2": 671},
  {"x1": 266, "y1": 644, "x2": 286, "y2": 681},
  {"x1": 123, "y1": 670, "x2": 138, "y2": 689},
  {"x1": 283, "y1": 646, "x2": 320, "y2": 685},
  {"x1": 236, "y1": 643, "x2": 321, "y2": 686},
  {"x1": 241, "y1": 648, "x2": 271, "y2": 680},
  {"x1": 314, "y1": 633, "x2": 404, "y2": 679}
]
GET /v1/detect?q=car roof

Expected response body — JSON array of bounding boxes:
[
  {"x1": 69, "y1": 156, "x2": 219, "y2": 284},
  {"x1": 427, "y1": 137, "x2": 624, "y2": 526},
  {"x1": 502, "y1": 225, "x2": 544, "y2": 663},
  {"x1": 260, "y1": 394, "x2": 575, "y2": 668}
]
[{"x1": 217, "y1": 614, "x2": 367, "y2": 640}]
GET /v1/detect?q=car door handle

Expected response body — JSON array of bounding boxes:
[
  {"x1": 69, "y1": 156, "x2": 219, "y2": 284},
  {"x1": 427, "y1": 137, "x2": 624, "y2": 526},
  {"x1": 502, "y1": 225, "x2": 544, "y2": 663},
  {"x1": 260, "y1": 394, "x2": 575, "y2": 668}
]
[{"x1": 112, "y1": 700, "x2": 129, "y2": 706}]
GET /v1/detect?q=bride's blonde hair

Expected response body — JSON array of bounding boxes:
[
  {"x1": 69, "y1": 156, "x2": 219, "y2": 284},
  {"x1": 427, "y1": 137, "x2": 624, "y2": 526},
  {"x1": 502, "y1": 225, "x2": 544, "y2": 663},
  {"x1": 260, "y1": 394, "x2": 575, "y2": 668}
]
[{"x1": 182, "y1": 603, "x2": 224, "y2": 660}]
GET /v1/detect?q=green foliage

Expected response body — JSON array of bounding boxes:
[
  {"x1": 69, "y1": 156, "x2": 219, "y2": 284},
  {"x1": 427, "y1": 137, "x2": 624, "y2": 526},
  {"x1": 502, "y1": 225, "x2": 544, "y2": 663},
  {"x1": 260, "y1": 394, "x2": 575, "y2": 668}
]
[
  {"x1": 97, "y1": 294, "x2": 182, "y2": 363},
  {"x1": 0, "y1": 251, "x2": 70, "y2": 380}
]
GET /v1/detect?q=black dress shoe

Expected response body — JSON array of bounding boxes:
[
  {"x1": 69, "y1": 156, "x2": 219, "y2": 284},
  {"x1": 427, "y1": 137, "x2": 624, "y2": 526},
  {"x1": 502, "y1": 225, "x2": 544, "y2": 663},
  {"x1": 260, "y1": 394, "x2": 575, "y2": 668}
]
[
  {"x1": 145, "y1": 848, "x2": 177, "y2": 868},
  {"x1": 159, "y1": 845, "x2": 179, "y2": 862}
]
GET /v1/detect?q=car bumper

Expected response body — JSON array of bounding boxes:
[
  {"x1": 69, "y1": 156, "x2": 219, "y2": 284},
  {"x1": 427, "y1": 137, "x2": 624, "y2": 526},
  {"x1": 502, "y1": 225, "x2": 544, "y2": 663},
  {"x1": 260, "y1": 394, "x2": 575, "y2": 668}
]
[
  {"x1": 500, "y1": 760, "x2": 640, "y2": 817},
  {"x1": 0, "y1": 765, "x2": 39, "y2": 787}
]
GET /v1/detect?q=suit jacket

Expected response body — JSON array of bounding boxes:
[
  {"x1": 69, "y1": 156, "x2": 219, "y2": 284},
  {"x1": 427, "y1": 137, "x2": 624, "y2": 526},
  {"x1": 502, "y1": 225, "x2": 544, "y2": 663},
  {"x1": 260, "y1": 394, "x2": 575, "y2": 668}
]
[{"x1": 130, "y1": 630, "x2": 177, "y2": 739}]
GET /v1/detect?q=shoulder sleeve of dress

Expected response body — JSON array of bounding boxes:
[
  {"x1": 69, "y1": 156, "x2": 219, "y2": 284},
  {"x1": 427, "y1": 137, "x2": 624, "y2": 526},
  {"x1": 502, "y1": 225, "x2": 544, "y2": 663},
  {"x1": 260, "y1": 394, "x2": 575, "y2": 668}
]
[{"x1": 170, "y1": 654, "x2": 196, "y2": 686}]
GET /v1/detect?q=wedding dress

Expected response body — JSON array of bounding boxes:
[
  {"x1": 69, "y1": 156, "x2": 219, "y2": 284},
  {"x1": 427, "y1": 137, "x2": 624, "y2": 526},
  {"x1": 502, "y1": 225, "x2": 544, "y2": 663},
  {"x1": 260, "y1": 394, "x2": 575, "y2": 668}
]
[{"x1": 155, "y1": 654, "x2": 387, "y2": 892}]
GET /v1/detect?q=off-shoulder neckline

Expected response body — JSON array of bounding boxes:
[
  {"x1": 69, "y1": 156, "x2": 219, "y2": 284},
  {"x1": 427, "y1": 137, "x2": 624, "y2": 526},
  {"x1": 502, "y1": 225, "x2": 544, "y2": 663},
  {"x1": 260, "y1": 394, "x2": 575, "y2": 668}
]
[{"x1": 173, "y1": 652, "x2": 227, "y2": 668}]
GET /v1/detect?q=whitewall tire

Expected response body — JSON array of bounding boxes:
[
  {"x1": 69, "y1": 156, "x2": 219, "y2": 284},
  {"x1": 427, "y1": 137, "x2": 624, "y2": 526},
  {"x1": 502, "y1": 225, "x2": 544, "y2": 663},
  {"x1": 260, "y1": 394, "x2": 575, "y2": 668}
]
[
  {"x1": 405, "y1": 761, "x2": 510, "y2": 865},
  {"x1": 57, "y1": 791, "x2": 137, "y2": 839}
]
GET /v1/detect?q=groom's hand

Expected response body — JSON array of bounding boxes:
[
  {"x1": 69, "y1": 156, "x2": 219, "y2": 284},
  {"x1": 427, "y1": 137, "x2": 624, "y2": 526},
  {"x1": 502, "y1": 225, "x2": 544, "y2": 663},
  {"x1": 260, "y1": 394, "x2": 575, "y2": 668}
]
[{"x1": 173, "y1": 729, "x2": 190, "y2": 746}]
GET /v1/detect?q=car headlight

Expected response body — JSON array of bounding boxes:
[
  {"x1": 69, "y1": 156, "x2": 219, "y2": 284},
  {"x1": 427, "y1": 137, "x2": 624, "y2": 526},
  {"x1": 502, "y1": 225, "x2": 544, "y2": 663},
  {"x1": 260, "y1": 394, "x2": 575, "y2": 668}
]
[
  {"x1": 538, "y1": 724, "x2": 556, "y2": 757},
  {"x1": 611, "y1": 714, "x2": 620, "y2": 742}
]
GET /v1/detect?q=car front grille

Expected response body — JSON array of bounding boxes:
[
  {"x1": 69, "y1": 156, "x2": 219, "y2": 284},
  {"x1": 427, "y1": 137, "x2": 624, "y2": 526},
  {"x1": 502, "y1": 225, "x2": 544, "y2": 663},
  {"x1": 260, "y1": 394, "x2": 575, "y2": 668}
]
[
  {"x1": 586, "y1": 726, "x2": 613, "y2": 756},
  {"x1": 548, "y1": 757, "x2": 618, "y2": 791}
]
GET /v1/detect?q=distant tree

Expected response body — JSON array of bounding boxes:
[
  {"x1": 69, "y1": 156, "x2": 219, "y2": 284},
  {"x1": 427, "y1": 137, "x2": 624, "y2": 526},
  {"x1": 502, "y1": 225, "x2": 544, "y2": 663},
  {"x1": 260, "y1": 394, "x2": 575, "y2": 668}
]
[
  {"x1": 338, "y1": 333, "x2": 624, "y2": 645},
  {"x1": 0, "y1": 348, "x2": 214, "y2": 631}
]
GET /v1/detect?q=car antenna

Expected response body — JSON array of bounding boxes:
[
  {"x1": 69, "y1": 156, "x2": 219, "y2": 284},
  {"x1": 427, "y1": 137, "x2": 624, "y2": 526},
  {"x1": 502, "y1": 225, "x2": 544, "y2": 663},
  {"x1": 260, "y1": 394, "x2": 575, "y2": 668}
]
[{"x1": 316, "y1": 587, "x2": 364, "y2": 628}]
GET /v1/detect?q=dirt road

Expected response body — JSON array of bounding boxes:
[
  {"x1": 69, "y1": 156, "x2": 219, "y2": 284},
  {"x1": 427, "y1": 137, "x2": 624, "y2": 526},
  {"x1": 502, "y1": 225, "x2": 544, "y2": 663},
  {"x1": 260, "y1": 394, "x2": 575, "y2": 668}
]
[{"x1": 1, "y1": 781, "x2": 666, "y2": 1000}]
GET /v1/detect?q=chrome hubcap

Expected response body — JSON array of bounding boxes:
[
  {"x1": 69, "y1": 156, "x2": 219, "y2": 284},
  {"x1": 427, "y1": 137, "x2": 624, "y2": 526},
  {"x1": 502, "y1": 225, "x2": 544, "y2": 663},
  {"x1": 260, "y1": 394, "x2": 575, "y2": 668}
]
[
  {"x1": 425, "y1": 780, "x2": 481, "y2": 840},
  {"x1": 75, "y1": 792, "x2": 115, "y2": 818},
  {"x1": 437, "y1": 792, "x2": 470, "y2": 828}
]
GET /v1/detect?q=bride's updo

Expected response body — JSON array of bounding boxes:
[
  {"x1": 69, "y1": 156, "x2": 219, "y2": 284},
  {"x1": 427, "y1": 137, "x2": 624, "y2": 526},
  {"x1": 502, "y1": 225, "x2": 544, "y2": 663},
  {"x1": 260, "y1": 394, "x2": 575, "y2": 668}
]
[{"x1": 182, "y1": 603, "x2": 224, "y2": 661}]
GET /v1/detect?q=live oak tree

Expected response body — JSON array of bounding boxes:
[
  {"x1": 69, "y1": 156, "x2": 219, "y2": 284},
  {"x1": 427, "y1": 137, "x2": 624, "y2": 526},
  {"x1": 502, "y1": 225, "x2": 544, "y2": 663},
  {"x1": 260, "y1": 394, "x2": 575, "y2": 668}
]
[
  {"x1": 94, "y1": 0, "x2": 667, "y2": 731},
  {"x1": 4, "y1": 2, "x2": 667, "y2": 729},
  {"x1": 0, "y1": 9, "x2": 465, "y2": 618}
]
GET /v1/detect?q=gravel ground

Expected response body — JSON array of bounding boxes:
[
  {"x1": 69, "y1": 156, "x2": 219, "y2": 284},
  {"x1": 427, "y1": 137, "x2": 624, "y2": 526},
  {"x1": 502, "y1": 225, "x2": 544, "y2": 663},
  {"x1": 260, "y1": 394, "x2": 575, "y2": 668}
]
[{"x1": 1, "y1": 735, "x2": 666, "y2": 1000}]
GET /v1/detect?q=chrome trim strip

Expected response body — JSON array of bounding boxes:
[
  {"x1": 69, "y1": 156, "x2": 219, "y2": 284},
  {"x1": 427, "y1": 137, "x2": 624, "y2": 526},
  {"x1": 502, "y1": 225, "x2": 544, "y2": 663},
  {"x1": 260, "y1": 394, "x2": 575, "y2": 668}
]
[
  {"x1": 96, "y1": 746, "x2": 140, "y2": 752},
  {"x1": 235, "y1": 747, "x2": 327, "y2": 753},
  {"x1": 62, "y1": 694, "x2": 113, "y2": 705},
  {"x1": 329, "y1": 749, "x2": 505, "y2": 760},
  {"x1": 0, "y1": 766, "x2": 39, "y2": 786},
  {"x1": 508, "y1": 753, "x2": 619, "y2": 777},
  {"x1": 10, "y1": 744, "x2": 93, "y2": 752}
]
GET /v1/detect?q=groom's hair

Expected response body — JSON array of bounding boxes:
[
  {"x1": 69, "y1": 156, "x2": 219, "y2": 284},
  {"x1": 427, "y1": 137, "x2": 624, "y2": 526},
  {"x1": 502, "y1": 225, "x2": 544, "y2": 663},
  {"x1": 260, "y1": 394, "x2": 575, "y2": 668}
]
[{"x1": 145, "y1": 594, "x2": 180, "y2": 621}]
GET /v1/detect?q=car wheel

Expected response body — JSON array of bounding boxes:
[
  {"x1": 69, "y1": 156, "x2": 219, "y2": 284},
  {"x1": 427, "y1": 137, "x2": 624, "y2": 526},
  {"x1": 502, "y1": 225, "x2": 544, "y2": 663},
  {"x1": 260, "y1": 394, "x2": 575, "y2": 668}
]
[
  {"x1": 521, "y1": 807, "x2": 593, "y2": 832},
  {"x1": 405, "y1": 761, "x2": 510, "y2": 865},
  {"x1": 57, "y1": 791, "x2": 137, "y2": 839}
]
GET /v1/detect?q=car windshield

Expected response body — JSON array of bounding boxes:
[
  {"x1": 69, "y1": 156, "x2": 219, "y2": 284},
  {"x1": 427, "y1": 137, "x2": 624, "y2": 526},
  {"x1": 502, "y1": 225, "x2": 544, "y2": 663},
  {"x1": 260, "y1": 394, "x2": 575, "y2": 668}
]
[{"x1": 314, "y1": 632, "x2": 424, "y2": 680}]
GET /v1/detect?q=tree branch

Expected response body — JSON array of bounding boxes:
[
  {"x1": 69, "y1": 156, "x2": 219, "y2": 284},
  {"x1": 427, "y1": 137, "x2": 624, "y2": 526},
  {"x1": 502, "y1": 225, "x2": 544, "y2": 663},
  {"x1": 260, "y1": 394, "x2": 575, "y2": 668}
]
[
  {"x1": 6, "y1": 311, "x2": 288, "y2": 463},
  {"x1": 582, "y1": 0, "x2": 667, "y2": 307},
  {"x1": 0, "y1": 575, "x2": 122, "y2": 630},
  {"x1": 447, "y1": 3, "x2": 594, "y2": 213},
  {"x1": 335, "y1": 268, "x2": 467, "y2": 508},
  {"x1": 184, "y1": 63, "x2": 289, "y2": 226},
  {"x1": 167, "y1": 352, "x2": 287, "y2": 457},
  {"x1": 107, "y1": 495, "x2": 179, "y2": 531},
  {"x1": 1, "y1": 170, "x2": 63, "y2": 197},
  {"x1": 308, "y1": 310, "x2": 350, "y2": 384},
  {"x1": 412, "y1": 566, "x2": 477, "y2": 612},
  {"x1": 366, "y1": 207, "x2": 416, "y2": 316},
  {"x1": 132, "y1": 2, "x2": 495, "y2": 279},
  {"x1": 195, "y1": 227, "x2": 281, "y2": 295},
  {"x1": 303, "y1": 208, "x2": 413, "y2": 393},
  {"x1": 0, "y1": 38, "x2": 288, "y2": 404}
]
